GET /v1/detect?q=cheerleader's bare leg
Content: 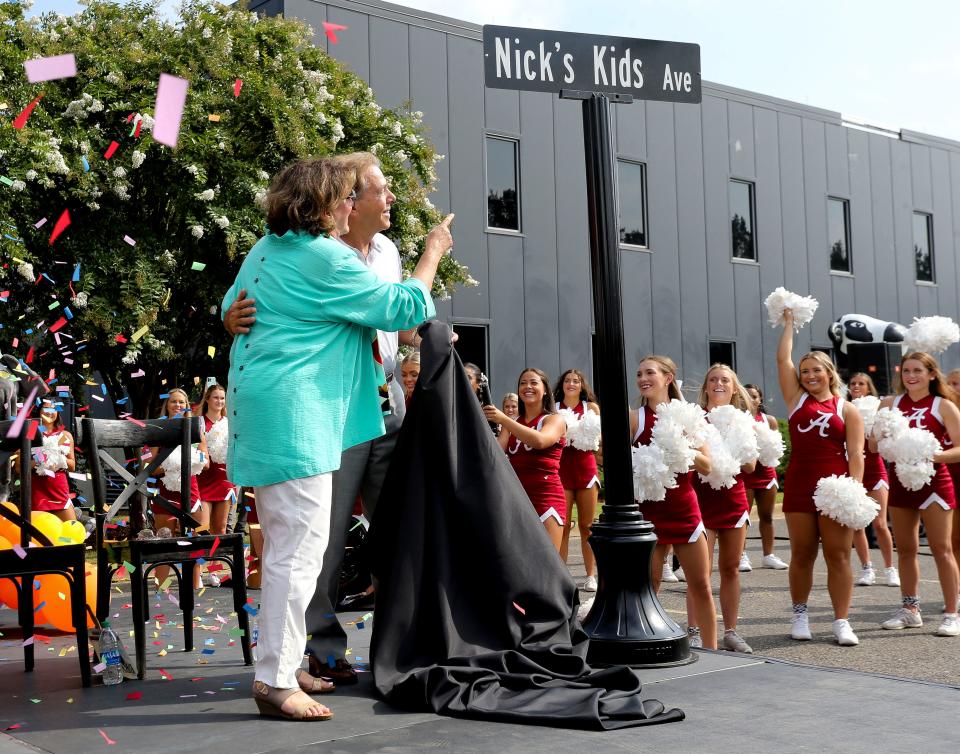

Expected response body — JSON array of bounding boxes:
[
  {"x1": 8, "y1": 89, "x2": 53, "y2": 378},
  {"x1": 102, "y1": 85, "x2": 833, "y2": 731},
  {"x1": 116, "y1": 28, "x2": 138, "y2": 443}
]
[
  {"x1": 818, "y1": 515, "x2": 854, "y2": 619},
  {"x1": 716, "y1": 527, "x2": 747, "y2": 631},
  {"x1": 889, "y1": 508, "x2": 922, "y2": 610},
  {"x1": 652, "y1": 543, "x2": 668, "y2": 593},
  {"x1": 918, "y1": 506, "x2": 958, "y2": 614},
  {"x1": 752, "y1": 487, "x2": 779, "y2": 558},
  {"x1": 870, "y1": 487, "x2": 895, "y2": 569},
  {"x1": 542, "y1": 516, "x2": 564, "y2": 553},
  {"x1": 674, "y1": 536, "x2": 718, "y2": 650},
  {"x1": 574, "y1": 487, "x2": 599, "y2": 578},
  {"x1": 559, "y1": 490, "x2": 575, "y2": 563},
  {"x1": 785, "y1": 512, "x2": 819, "y2": 605}
]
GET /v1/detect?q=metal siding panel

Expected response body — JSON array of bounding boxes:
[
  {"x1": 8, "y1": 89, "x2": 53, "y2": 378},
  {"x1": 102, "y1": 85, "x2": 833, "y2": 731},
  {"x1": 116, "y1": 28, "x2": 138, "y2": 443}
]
[
  {"x1": 753, "y1": 107, "x2": 786, "y2": 410},
  {"x1": 616, "y1": 99, "x2": 646, "y2": 161},
  {"x1": 487, "y1": 234, "x2": 526, "y2": 400},
  {"x1": 620, "y1": 250, "x2": 654, "y2": 370},
  {"x1": 446, "y1": 35, "x2": 488, "y2": 320},
  {"x1": 778, "y1": 113, "x2": 811, "y2": 353},
  {"x1": 802, "y1": 119, "x2": 831, "y2": 340},
  {"x1": 928, "y1": 150, "x2": 955, "y2": 320},
  {"x1": 868, "y1": 136, "x2": 900, "y2": 322},
  {"x1": 646, "y1": 101, "x2": 683, "y2": 363},
  {"x1": 484, "y1": 87, "x2": 520, "y2": 136},
  {"x1": 702, "y1": 95, "x2": 736, "y2": 337},
  {"x1": 825, "y1": 123, "x2": 850, "y2": 198},
  {"x1": 846, "y1": 129, "x2": 876, "y2": 315},
  {"x1": 276, "y1": 0, "x2": 326, "y2": 47},
  {"x1": 733, "y1": 262, "x2": 762, "y2": 381},
  {"x1": 368, "y1": 18, "x2": 410, "y2": 111},
  {"x1": 325, "y1": 7, "x2": 370, "y2": 79},
  {"x1": 675, "y1": 102, "x2": 710, "y2": 386},
  {"x1": 728, "y1": 101, "x2": 755, "y2": 180},
  {"x1": 830, "y1": 275, "x2": 856, "y2": 323},
  {"x1": 409, "y1": 27, "x2": 450, "y2": 211},
  {"x1": 553, "y1": 97, "x2": 593, "y2": 378},
  {"x1": 890, "y1": 140, "x2": 919, "y2": 321},
  {"x1": 519, "y1": 91, "x2": 560, "y2": 378},
  {"x1": 911, "y1": 143, "x2": 933, "y2": 212}
]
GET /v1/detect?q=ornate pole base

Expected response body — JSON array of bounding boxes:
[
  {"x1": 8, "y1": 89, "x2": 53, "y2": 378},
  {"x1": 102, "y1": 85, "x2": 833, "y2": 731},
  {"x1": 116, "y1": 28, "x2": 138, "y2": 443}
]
[{"x1": 582, "y1": 506, "x2": 695, "y2": 668}]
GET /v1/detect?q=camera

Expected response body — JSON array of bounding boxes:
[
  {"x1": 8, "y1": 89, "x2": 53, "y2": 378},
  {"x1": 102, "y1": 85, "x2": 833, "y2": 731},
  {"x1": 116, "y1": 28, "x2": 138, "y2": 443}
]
[{"x1": 477, "y1": 373, "x2": 500, "y2": 436}]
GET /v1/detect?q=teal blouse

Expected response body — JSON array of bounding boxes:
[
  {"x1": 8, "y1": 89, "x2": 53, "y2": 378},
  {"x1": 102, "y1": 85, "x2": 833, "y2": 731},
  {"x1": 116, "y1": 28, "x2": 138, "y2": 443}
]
[{"x1": 222, "y1": 230, "x2": 435, "y2": 487}]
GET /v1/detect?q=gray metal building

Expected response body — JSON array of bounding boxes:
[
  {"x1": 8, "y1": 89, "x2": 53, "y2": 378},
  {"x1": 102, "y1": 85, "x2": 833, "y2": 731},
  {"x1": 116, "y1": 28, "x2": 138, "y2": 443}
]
[{"x1": 254, "y1": 0, "x2": 960, "y2": 413}]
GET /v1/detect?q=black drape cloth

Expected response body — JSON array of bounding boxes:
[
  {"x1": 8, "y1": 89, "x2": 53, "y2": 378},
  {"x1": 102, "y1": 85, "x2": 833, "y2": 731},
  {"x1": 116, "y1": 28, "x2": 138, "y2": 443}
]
[{"x1": 369, "y1": 321, "x2": 683, "y2": 730}]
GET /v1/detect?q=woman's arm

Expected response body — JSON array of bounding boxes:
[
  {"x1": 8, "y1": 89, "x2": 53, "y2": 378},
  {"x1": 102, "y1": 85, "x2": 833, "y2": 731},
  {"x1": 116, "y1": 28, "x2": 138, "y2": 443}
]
[
  {"x1": 198, "y1": 433, "x2": 210, "y2": 470},
  {"x1": 496, "y1": 426, "x2": 511, "y2": 451},
  {"x1": 693, "y1": 443, "x2": 711, "y2": 477},
  {"x1": 765, "y1": 414, "x2": 779, "y2": 431},
  {"x1": 777, "y1": 310, "x2": 803, "y2": 410},
  {"x1": 935, "y1": 400, "x2": 960, "y2": 464},
  {"x1": 843, "y1": 403, "x2": 865, "y2": 482},
  {"x1": 482, "y1": 408, "x2": 566, "y2": 450},
  {"x1": 867, "y1": 397, "x2": 895, "y2": 453},
  {"x1": 741, "y1": 459, "x2": 757, "y2": 474},
  {"x1": 60, "y1": 431, "x2": 76, "y2": 473}
]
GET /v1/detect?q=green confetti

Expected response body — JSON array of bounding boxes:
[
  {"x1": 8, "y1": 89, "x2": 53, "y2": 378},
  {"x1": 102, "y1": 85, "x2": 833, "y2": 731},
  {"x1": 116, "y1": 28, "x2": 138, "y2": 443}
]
[
  {"x1": 122, "y1": 560, "x2": 136, "y2": 573},
  {"x1": 191, "y1": 262, "x2": 206, "y2": 271},
  {"x1": 228, "y1": 628, "x2": 245, "y2": 637},
  {"x1": 48, "y1": 301, "x2": 61, "y2": 310},
  {"x1": 0, "y1": 176, "x2": 12, "y2": 187}
]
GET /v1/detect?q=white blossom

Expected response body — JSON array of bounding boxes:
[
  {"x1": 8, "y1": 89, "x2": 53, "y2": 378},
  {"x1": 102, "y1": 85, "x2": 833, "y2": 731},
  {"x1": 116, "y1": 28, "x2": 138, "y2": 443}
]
[
  {"x1": 121, "y1": 348, "x2": 141, "y2": 365},
  {"x1": 201, "y1": 26, "x2": 213, "y2": 38},
  {"x1": 161, "y1": 250, "x2": 176, "y2": 268},
  {"x1": 406, "y1": 133, "x2": 419, "y2": 145},
  {"x1": 197, "y1": 189, "x2": 215, "y2": 201},
  {"x1": 87, "y1": 99, "x2": 103, "y2": 113},
  {"x1": 316, "y1": 86, "x2": 333, "y2": 102},
  {"x1": 214, "y1": 216, "x2": 230, "y2": 229},
  {"x1": 25, "y1": 170, "x2": 37, "y2": 181},
  {"x1": 114, "y1": 184, "x2": 130, "y2": 201},
  {"x1": 86, "y1": 201, "x2": 100, "y2": 211},
  {"x1": 257, "y1": 169, "x2": 270, "y2": 181},
  {"x1": 391, "y1": 121, "x2": 402, "y2": 136},
  {"x1": 395, "y1": 151, "x2": 408, "y2": 162},
  {"x1": 140, "y1": 114, "x2": 155, "y2": 131},
  {"x1": 254, "y1": 188, "x2": 267, "y2": 204},
  {"x1": 10, "y1": 180, "x2": 25, "y2": 192},
  {"x1": 370, "y1": 143, "x2": 382, "y2": 155},
  {"x1": 331, "y1": 119, "x2": 344, "y2": 144},
  {"x1": 72, "y1": 292, "x2": 88, "y2": 308},
  {"x1": 105, "y1": 71, "x2": 121, "y2": 84},
  {"x1": 16, "y1": 262, "x2": 34, "y2": 281},
  {"x1": 413, "y1": 110, "x2": 424, "y2": 121},
  {"x1": 79, "y1": 141, "x2": 90, "y2": 154},
  {"x1": 191, "y1": 225, "x2": 205, "y2": 239},
  {"x1": 113, "y1": 166, "x2": 127, "y2": 178},
  {"x1": 316, "y1": 111, "x2": 326, "y2": 125},
  {"x1": 131, "y1": 150, "x2": 145, "y2": 168},
  {"x1": 45, "y1": 151, "x2": 70, "y2": 175},
  {"x1": 186, "y1": 165, "x2": 199, "y2": 176}
]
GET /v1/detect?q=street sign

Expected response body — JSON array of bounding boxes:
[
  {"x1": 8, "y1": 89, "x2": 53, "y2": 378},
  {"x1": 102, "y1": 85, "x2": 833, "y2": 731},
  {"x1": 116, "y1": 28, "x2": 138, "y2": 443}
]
[{"x1": 482, "y1": 25, "x2": 701, "y2": 103}]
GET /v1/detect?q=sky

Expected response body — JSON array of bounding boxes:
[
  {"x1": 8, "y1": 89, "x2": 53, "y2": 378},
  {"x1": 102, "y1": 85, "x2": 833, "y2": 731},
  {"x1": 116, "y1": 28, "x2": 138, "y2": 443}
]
[{"x1": 29, "y1": 0, "x2": 960, "y2": 142}]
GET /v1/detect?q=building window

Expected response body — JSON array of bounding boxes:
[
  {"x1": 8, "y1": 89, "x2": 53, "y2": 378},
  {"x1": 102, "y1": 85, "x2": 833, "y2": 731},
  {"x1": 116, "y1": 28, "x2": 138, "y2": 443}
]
[
  {"x1": 729, "y1": 179, "x2": 756, "y2": 260},
  {"x1": 828, "y1": 198, "x2": 851, "y2": 273},
  {"x1": 452, "y1": 323, "x2": 490, "y2": 380},
  {"x1": 617, "y1": 160, "x2": 647, "y2": 248},
  {"x1": 486, "y1": 137, "x2": 520, "y2": 231},
  {"x1": 709, "y1": 340, "x2": 736, "y2": 370},
  {"x1": 913, "y1": 212, "x2": 934, "y2": 283}
]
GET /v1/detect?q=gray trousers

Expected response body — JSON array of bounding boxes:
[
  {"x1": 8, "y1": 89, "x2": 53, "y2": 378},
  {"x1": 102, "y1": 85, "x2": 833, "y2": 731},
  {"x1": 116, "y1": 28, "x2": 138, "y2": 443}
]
[{"x1": 304, "y1": 411, "x2": 402, "y2": 662}]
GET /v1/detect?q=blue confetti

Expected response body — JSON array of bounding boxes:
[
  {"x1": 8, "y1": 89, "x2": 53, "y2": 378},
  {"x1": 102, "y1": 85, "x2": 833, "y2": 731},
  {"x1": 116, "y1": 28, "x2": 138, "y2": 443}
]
[{"x1": 81, "y1": 156, "x2": 90, "y2": 172}]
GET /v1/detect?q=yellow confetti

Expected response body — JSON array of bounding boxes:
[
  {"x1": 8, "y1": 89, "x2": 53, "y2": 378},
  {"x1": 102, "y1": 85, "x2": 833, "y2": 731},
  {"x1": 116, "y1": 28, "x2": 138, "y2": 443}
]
[
  {"x1": 207, "y1": 346, "x2": 216, "y2": 358},
  {"x1": 58, "y1": 648, "x2": 67, "y2": 657},
  {"x1": 158, "y1": 649, "x2": 167, "y2": 657},
  {"x1": 208, "y1": 114, "x2": 221, "y2": 122},
  {"x1": 131, "y1": 325, "x2": 149, "y2": 343}
]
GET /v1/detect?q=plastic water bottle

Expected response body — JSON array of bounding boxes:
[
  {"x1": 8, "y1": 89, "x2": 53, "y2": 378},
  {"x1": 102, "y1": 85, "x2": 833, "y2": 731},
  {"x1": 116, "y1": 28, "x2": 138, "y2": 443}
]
[{"x1": 99, "y1": 620, "x2": 123, "y2": 686}]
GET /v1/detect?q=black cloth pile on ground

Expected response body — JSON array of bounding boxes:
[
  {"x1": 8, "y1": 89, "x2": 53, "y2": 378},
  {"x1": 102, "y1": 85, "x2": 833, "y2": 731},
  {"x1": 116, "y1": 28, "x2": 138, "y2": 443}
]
[{"x1": 370, "y1": 321, "x2": 683, "y2": 730}]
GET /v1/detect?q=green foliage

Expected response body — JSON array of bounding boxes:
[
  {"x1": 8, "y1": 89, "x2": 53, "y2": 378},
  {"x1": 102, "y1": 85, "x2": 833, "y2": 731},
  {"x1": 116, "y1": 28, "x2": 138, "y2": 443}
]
[
  {"x1": 776, "y1": 417, "x2": 791, "y2": 481},
  {"x1": 0, "y1": 0, "x2": 473, "y2": 413}
]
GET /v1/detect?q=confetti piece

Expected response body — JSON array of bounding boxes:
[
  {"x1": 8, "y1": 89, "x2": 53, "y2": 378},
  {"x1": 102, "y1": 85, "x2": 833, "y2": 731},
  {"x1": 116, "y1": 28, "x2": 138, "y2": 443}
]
[
  {"x1": 131, "y1": 325, "x2": 149, "y2": 343},
  {"x1": 190, "y1": 261, "x2": 206, "y2": 271},
  {"x1": 125, "y1": 691, "x2": 142, "y2": 701},
  {"x1": 13, "y1": 93, "x2": 43, "y2": 130},
  {"x1": 7, "y1": 384, "x2": 38, "y2": 437},
  {"x1": 98, "y1": 729, "x2": 116, "y2": 746},
  {"x1": 233, "y1": 78, "x2": 242, "y2": 97},
  {"x1": 34, "y1": 217, "x2": 47, "y2": 228},
  {"x1": 0, "y1": 176, "x2": 12, "y2": 187},
  {"x1": 93, "y1": 661, "x2": 106, "y2": 673},
  {"x1": 49, "y1": 317, "x2": 68, "y2": 333},
  {"x1": 13, "y1": 544, "x2": 27, "y2": 559},
  {"x1": 512, "y1": 601, "x2": 526, "y2": 615},
  {"x1": 122, "y1": 560, "x2": 136, "y2": 573},
  {"x1": 103, "y1": 141, "x2": 120, "y2": 160},
  {"x1": 21, "y1": 637, "x2": 34, "y2": 646},
  {"x1": 209, "y1": 536, "x2": 220, "y2": 556},
  {"x1": 208, "y1": 114, "x2": 221, "y2": 122},
  {"x1": 81, "y1": 156, "x2": 89, "y2": 172},
  {"x1": 72, "y1": 262, "x2": 81, "y2": 281},
  {"x1": 49, "y1": 209, "x2": 71, "y2": 244},
  {"x1": 322, "y1": 21, "x2": 349, "y2": 44},
  {"x1": 242, "y1": 603, "x2": 258, "y2": 616},
  {"x1": 24, "y1": 54, "x2": 76, "y2": 83},
  {"x1": 153, "y1": 74, "x2": 189, "y2": 148},
  {"x1": 123, "y1": 235, "x2": 136, "y2": 246}
]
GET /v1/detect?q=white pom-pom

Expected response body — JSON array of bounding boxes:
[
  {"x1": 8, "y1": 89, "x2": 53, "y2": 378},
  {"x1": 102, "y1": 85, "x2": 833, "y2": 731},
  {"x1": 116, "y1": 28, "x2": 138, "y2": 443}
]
[
  {"x1": 632, "y1": 444, "x2": 677, "y2": 502},
  {"x1": 654, "y1": 399, "x2": 709, "y2": 447},
  {"x1": 205, "y1": 418, "x2": 229, "y2": 464},
  {"x1": 902, "y1": 316, "x2": 960, "y2": 355},
  {"x1": 893, "y1": 460, "x2": 936, "y2": 492},
  {"x1": 764, "y1": 287, "x2": 819, "y2": 331},
  {"x1": 882, "y1": 427, "x2": 941, "y2": 491},
  {"x1": 160, "y1": 444, "x2": 206, "y2": 493},
  {"x1": 558, "y1": 408, "x2": 578, "y2": 433},
  {"x1": 33, "y1": 445, "x2": 68, "y2": 474},
  {"x1": 563, "y1": 408, "x2": 602, "y2": 451},
  {"x1": 698, "y1": 424, "x2": 742, "y2": 490},
  {"x1": 707, "y1": 405, "x2": 759, "y2": 465},
  {"x1": 754, "y1": 421, "x2": 785, "y2": 468},
  {"x1": 852, "y1": 396, "x2": 881, "y2": 437},
  {"x1": 872, "y1": 407, "x2": 910, "y2": 442},
  {"x1": 814, "y1": 475, "x2": 880, "y2": 529},
  {"x1": 651, "y1": 419, "x2": 698, "y2": 475}
]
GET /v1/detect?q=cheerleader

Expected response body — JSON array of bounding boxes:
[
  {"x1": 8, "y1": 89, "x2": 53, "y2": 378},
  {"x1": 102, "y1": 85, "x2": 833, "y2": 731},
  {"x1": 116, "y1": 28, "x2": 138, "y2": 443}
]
[
  {"x1": 847, "y1": 373, "x2": 897, "y2": 587},
  {"x1": 741, "y1": 384, "x2": 788, "y2": 571},
  {"x1": 632, "y1": 355, "x2": 717, "y2": 649},
  {"x1": 777, "y1": 310, "x2": 864, "y2": 645},
  {"x1": 196, "y1": 384, "x2": 236, "y2": 586},
  {"x1": 400, "y1": 352, "x2": 421, "y2": 405},
  {"x1": 877, "y1": 353, "x2": 960, "y2": 636},
  {"x1": 553, "y1": 369, "x2": 602, "y2": 591},
  {"x1": 691, "y1": 364, "x2": 756, "y2": 653},
  {"x1": 484, "y1": 368, "x2": 567, "y2": 551},
  {"x1": 30, "y1": 399, "x2": 77, "y2": 521},
  {"x1": 946, "y1": 368, "x2": 960, "y2": 587},
  {"x1": 502, "y1": 393, "x2": 520, "y2": 420}
]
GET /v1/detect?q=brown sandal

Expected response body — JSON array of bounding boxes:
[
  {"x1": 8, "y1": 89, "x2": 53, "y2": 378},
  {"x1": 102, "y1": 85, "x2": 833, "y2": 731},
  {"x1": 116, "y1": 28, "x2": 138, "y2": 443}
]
[
  {"x1": 296, "y1": 669, "x2": 335, "y2": 694},
  {"x1": 252, "y1": 680, "x2": 334, "y2": 721}
]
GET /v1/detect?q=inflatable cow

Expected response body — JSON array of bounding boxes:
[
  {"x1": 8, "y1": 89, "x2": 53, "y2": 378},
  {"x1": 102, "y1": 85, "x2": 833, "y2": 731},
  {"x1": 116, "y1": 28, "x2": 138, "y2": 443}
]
[{"x1": 828, "y1": 314, "x2": 906, "y2": 355}]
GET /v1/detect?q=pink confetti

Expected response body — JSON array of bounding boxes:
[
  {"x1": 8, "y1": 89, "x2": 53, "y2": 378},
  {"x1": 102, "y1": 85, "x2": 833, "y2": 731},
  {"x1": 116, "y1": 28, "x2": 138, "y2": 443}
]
[
  {"x1": 34, "y1": 217, "x2": 47, "y2": 228},
  {"x1": 6, "y1": 385, "x2": 38, "y2": 438},
  {"x1": 21, "y1": 636, "x2": 34, "y2": 646},
  {"x1": 123, "y1": 235, "x2": 136, "y2": 246},
  {"x1": 24, "y1": 54, "x2": 77, "y2": 83},
  {"x1": 233, "y1": 78, "x2": 242, "y2": 98},
  {"x1": 153, "y1": 73, "x2": 189, "y2": 148},
  {"x1": 13, "y1": 544, "x2": 27, "y2": 559},
  {"x1": 322, "y1": 21, "x2": 348, "y2": 44},
  {"x1": 98, "y1": 729, "x2": 117, "y2": 746},
  {"x1": 512, "y1": 601, "x2": 526, "y2": 615},
  {"x1": 103, "y1": 141, "x2": 119, "y2": 160}
]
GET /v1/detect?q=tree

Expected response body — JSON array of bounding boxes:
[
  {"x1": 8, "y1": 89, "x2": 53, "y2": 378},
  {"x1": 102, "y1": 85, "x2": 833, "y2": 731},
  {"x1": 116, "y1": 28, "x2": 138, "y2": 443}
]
[{"x1": 0, "y1": 0, "x2": 475, "y2": 416}]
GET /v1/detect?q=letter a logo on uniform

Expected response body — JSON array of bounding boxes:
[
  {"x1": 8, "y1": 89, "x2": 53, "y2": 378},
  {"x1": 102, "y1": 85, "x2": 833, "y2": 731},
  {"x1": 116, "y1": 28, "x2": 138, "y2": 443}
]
[
  {"x1": 908, "y1": 408, "x2": 928, "y2": 429},
  {"x1": 797, "y1": 411, "x2": 833, "y2": 438}
]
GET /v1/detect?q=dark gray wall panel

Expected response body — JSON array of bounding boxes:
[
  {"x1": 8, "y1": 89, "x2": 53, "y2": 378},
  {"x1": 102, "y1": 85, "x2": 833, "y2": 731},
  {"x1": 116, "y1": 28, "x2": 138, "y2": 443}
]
[
  {"x1": 674, "y1": 102, "x2": 710, "y2": 385},
  {"x1": 483, "y1": 88, "x2": 520, "y2": 136},
  {"x1": 409, "y1": 26, "x2": 450, "y2": 211},
  {"x1": 280, "y1": 0, "x2": 326, "y2": 48},
  {"x1": 619, "y1": 251, "x2": 653, "y2": 371},
  {"x1": 733, "y1": 261, "x2": 763, "y2": 380},
  {"x1": 777, "y1": 113, "x2": 811, "y2": 353},
  {"x1": 702, "y1": 95, "x2": 736, "y2": 337},
  {"x1": 645, "y1": 101, "x2": 683, "y2": 364},
  {"x1": 324, "y1": 7, "x2": 370, "y2": 79},
  {"x1": 929, "y1": 150, "x2": 955, "y2": 322},
  {"x1": 867, "y1": 137, "x2": 899, "y2": 323},
  {"x1": 368, "y1": 17, "x2": 410, "y2": 110},
  {"x1": 801, "y1": 119, "x2": 831, "y2": 341},
  {"x1": 846, "y1": 129, "x2": 876, "y2": 315},
  {"x1": 910, "y1": 143, "x2": 933, "y2": 212},
  {"x1": 830, "y1": 274, "x2": 856, "y2": 327},
  {"x1": 487, "y1": 234, "x2": 526, "y2": 399},
  {"x1": 518, "y1": 91, "x2": 561, "y2": 378},
  {"x1": 890, "y1": 140, "x2": 918, "y2": 320},
  {"x1": 616, "y1": 99, "x2": 646, "y2": 162},
  {"x1": 728, "y1": 101, "x2": 755, "y2": 180},
  {"x1": 825, "y1": 123, "x2": 850, "y2": 198}
]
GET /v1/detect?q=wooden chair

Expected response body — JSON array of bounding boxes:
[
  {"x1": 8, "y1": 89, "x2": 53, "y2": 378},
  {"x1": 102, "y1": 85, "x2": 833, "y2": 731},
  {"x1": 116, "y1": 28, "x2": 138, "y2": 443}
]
[
  {"x1": 0, "y1": 418, "x2": 92, "y2": 687},
  {"x1": 80, "y1": 416, "x2": 252, "y2": 679}
]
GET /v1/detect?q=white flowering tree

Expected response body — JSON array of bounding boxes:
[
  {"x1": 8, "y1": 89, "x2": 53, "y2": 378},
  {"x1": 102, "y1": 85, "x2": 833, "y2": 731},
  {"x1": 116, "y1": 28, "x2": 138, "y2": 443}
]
[{"x1": 0, "y1": 0, "x2": 473, "y2": 414}]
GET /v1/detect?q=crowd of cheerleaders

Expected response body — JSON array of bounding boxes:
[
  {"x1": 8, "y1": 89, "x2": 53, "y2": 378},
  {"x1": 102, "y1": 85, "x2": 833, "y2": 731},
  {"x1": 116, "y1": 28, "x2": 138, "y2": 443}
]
[{"x1": 489, "y1": 321, "x2": 960, "y2": 652}]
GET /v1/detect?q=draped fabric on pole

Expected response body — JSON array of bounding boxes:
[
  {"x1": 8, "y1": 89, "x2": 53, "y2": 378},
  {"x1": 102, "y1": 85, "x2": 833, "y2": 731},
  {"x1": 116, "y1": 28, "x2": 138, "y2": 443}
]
[{"x1": 369, "y1": 321, "x2": 683, "y2": 730}]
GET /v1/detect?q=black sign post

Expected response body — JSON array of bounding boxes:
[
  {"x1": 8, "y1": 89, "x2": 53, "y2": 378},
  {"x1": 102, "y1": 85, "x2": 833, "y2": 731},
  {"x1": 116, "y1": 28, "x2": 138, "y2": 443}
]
[{"x1": 484, "y1": 26, "x2": 702, "y2": 667}]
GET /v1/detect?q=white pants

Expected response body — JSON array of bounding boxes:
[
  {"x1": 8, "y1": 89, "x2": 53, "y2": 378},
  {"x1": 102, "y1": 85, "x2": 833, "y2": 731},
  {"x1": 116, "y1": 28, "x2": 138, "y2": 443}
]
[{"x1": 253, "y1": 473, "x2": 332, "y2": 689}]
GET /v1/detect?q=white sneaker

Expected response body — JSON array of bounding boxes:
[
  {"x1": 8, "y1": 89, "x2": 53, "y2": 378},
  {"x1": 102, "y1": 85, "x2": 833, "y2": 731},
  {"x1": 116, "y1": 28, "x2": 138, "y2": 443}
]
[
  {"x1": 884, "y1": 567, "x2": 900, "y2": 587},
  {"x1": 936, "y1": 614, "x2": 960, "y2": 637},
  {"x1": 790, "y1": 613, "x2": 812, "y2": 641},
  {"x1": 833, "y1": 619, "x2": 859, "y2": 646},
  {"x1": 687, "y1": 628, "x2": 703, "y2": 649},
  {"x1": 206, "y1": 572, "x2": 222, "y2": 587},
  {"x1": 738, "y1": 552, "x2": 753, "y2": 572},
  {"x1": 661, "y1": 561, "x2": 679, "y2": 583},
  {"x1": 582, "y1": 575, "x2": 598, "y2": 592},
  {"x1": 722, "y1": 630, "x2": 753, "y2": 654},
  {"x1": 855, "y1": 565, "x2": 876, "y2": 586},
  {"x1": 880, "y1": 607, "x2": 923, "y2": 630},
  {"x1": 761, "y1": 553, "x2": 789, "y2": 570},
  {"x1": 674, "y1": 567, "x2": 686, "y2": 582}
]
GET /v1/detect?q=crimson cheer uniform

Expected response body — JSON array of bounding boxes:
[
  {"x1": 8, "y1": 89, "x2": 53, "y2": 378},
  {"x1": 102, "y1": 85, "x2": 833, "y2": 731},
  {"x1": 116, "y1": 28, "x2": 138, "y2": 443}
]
[
  {"x1": 558, "y1": 401, "x2": 601, "y2": 490},
  {"x1": 633, "y1": 406, "x2": 705, "y2": 545},
  {"x1": 31, "y1": 429, "x2": 72, "y2": 512},
  {"x1": 783, "y1": 393, "x2": 849, "y2": 514},
  {"x1": 741, "y1": 413, "x2": 779, "y2": 490},
  {"x1": 862, "y1": 444, "x2": 889, "y2": 492},
  {"x1": 506, "y1": 413, "x2": 567, "y2": 525},
  {"x1": 888, "y1": 393, "x2": 956, "y2": 511},
  {"x1": 692, "y1": 411, "x2": 751, "y2": 530},
  {"x1": 197, "y1": 416, "x2": 236, "y2": 503}
]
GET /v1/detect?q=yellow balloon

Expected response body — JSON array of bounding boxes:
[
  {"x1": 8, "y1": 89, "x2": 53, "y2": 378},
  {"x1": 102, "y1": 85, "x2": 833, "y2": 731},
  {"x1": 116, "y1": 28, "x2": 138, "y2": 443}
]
[
  {"x1": 59, "y1": 519, "x2": 86, "y2": 545},
  {"x1": 31, "y1": 511, "x2": 63, "y2": 546}
]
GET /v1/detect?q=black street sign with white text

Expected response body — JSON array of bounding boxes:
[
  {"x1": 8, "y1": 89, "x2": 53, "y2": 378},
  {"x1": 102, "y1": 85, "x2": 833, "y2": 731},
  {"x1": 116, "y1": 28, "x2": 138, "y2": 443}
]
[{"x1": 482, "y1": 25, "x2": 701, "y2": 103}]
